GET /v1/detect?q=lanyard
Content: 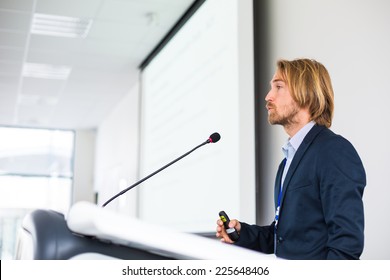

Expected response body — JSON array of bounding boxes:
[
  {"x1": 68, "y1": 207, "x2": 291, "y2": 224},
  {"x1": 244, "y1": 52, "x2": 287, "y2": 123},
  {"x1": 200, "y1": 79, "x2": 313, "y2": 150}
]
[
  {"x1": 274, "y1": 158, "x2": 286, "y2": 230},
  {"x1": 274, "y1": 186, "x2": 283, "y2": 229},
  {"x1": 274, "y1": 159, "x2": 286, "y2": 253},
  {"x1": 274, "y1": 181, "x2": 283, "y2": 253}
]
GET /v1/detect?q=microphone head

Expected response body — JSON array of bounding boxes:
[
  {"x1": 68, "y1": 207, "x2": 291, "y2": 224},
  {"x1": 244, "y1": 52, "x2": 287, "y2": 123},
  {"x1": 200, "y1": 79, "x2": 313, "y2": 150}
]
[{"x1": 208, "y1": 132, "x2": 221, "y2": 143}]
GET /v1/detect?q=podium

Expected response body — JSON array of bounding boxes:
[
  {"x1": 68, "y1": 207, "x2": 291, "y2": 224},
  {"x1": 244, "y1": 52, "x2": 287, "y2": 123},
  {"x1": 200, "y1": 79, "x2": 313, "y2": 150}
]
[{"x1": 15, "y1": 201, "x2": 275, "y2": 260}]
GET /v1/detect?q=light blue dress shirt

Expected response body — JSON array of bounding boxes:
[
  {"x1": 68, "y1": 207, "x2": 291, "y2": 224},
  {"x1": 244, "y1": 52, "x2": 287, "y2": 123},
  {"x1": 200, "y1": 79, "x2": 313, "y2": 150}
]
[{"x1": 280, "y1": 121, "x2": 315, "y2": 188}]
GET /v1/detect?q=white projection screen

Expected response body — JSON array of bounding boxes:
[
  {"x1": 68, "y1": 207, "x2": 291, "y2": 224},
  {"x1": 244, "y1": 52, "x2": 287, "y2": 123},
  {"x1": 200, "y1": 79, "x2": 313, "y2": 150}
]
[{"x1": 139, "y1": 0, "x2": 255, "y2": 232}]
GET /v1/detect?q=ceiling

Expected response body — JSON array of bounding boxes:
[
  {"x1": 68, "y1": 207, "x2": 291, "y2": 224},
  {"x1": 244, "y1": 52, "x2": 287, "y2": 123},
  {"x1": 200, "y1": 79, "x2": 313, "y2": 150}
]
[{"x1": 0, "y1": 0, "x2": 195, "y2": 130}]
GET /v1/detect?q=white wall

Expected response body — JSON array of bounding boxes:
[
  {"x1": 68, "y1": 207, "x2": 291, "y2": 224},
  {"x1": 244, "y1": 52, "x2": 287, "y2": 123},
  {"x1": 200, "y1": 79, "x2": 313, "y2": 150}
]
[
  {"x1": 94, "y1": 82, "x2": 140, "y2": 216},
  {"x1": 265, "y1": 0, "x2": 390, "y2": 259}
]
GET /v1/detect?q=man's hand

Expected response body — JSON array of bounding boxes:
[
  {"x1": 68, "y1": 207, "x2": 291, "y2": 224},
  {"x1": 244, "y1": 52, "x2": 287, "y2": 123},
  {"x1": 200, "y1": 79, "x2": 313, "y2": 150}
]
[{"x1": 216, "y1": 218, "x2": 241, "y2": 243}]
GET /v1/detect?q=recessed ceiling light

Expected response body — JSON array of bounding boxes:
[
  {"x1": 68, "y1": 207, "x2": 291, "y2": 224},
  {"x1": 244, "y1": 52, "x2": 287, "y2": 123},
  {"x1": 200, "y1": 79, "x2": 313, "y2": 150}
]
[
  {"x1": 18, "y1": 95, "x2": 59, "y2": 106},
  {"x1": 22, "y1": 63, "x2": 72, "y2": 80},
  {"x1": 31, "y1": 13, "x2": 93, "y2": 38}
]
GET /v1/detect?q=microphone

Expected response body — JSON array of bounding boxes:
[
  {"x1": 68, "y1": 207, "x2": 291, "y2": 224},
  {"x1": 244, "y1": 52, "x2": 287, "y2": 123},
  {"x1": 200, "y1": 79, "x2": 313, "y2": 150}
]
[{"x1": 102, "y1": 132, "x2": 221, "y2": 207}]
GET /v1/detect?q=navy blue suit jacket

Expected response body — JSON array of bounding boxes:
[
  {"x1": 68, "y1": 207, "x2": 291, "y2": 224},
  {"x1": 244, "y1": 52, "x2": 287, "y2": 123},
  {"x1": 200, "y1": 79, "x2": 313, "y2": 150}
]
[{"x1": 235, "y1": 125, "x2": 366, "y2": 259}]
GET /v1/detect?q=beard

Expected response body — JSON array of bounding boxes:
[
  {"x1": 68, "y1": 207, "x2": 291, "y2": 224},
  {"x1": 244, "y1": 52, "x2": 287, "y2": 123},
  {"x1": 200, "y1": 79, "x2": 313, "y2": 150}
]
[{"x1": 267, "y1": 101, "x2": 300, "y2": 127}]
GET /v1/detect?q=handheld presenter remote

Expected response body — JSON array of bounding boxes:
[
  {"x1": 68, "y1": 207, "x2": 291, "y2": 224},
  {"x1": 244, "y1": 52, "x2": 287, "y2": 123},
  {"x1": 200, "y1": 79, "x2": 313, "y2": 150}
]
[{"x1": 219, "y1": 211, "x2": 240, "y2": 241}]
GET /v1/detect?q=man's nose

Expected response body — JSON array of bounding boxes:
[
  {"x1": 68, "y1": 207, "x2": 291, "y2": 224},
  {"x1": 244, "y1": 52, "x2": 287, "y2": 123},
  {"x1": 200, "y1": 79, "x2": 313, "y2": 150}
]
[{"x1": 265, "y1": 90, "x2": 273, "y2": 102}]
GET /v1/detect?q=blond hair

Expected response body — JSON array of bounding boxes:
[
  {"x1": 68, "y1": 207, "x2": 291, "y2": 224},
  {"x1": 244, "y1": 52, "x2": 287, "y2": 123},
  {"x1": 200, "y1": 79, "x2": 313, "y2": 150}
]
[{"x1": 276, "y1": 58, "x2": 334, "y2": 128}]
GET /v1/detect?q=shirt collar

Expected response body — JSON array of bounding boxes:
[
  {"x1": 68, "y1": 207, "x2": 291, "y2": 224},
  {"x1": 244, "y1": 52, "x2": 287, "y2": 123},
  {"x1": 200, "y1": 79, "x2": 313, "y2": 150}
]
[{"x1": 282, "y1": 121, "x2": 315, "y2": 158}]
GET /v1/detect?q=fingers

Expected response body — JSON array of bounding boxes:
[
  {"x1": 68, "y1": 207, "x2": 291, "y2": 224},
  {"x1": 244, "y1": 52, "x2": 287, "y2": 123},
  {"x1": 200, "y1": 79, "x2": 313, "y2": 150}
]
[
  {"x1": 215, "y1": 219, "x2": 225, "y2": 238},
  {"x1": 215, "y1": 218, "x2": 238, "y2": 244},
  {"x1": 215, "y1": 219, "x2": 229, "y2": 241},
  {"x1": 229, "y1": 219, "x2": 241, "y2": 232}
]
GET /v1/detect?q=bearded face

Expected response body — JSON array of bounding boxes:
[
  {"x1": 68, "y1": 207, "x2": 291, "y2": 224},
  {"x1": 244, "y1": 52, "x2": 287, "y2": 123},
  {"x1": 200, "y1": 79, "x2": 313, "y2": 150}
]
[
  {"x1": 265, "y1": 72, "x2": 302, "y2": 128},
  {"x1": 266, "y1": 99, "x2": 301, "y2": 127}
]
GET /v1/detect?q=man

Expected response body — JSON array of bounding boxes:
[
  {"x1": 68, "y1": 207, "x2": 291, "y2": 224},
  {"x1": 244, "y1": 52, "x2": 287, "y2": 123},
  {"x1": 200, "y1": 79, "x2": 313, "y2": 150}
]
[{"x1": 216, "y1": 58, "x2": 366, "y2": 259}]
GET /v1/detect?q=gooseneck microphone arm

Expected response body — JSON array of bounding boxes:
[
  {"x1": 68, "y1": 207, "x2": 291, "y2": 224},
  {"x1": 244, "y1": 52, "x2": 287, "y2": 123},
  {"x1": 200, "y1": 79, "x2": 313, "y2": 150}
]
[{"x1": 101, "y1": 132, "x2": 221, "y2": 208}]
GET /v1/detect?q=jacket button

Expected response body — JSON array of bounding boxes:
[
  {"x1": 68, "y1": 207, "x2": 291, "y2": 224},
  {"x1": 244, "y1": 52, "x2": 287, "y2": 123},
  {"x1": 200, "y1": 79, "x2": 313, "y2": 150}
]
[{"x1": 277, "y1": 236, "x2": 284, "y2": 244}]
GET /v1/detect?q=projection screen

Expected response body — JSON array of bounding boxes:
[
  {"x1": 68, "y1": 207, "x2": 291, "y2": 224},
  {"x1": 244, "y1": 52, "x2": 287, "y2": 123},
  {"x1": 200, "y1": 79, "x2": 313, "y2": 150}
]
[{"x1": 139, "y1": 0, "x2": 255, "y2": 232}]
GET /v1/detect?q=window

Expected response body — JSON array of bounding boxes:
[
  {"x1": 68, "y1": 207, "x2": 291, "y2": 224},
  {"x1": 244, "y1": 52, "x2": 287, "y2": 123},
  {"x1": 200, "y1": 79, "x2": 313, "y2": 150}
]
[{"x1": 0, "y1": 126, "x2": 75, "y2": 259}]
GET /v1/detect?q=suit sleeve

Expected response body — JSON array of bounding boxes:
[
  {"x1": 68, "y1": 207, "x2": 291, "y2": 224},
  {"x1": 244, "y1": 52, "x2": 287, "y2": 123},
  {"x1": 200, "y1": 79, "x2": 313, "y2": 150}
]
[
  {"x1": 319, "y1": 137, "x2": 366, "y2": 259},
  {"x1": 234, "y1": 221, "x2": 275, "y2": 254}
]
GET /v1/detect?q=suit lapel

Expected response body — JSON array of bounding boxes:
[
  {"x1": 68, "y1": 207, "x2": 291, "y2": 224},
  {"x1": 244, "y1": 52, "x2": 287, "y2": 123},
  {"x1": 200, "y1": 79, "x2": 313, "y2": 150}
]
[{"x1": 278, "y1": 125, "x2": 326, "y2": 209}]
